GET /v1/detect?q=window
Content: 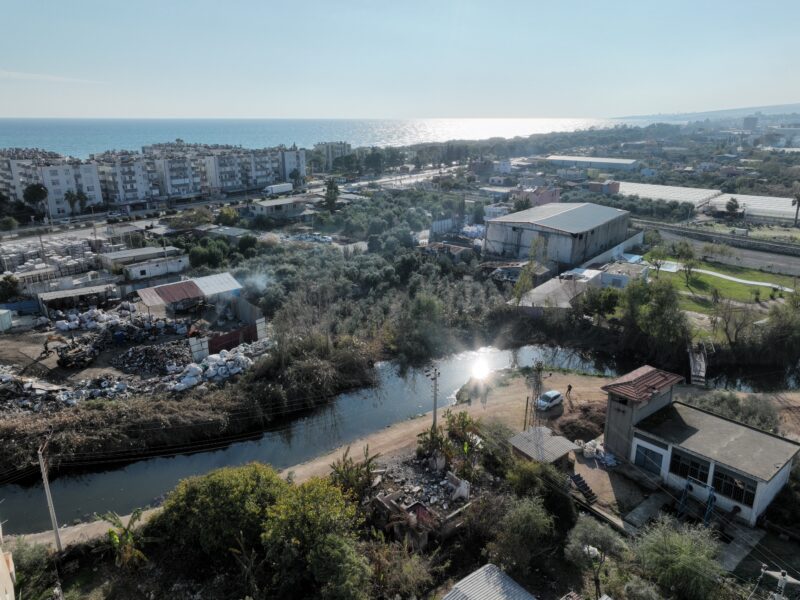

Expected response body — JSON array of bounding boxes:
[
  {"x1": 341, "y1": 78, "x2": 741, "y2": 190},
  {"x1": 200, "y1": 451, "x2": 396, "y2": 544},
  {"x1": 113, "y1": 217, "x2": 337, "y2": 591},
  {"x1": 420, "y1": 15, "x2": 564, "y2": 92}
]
[
  {"x1": 713, "y1": 465, "x2": 756, "y2": 507},
  {"x1": 669, "y1": 448, "x2": 710, "y2": 484},
  {"x1": 140, "y1": 270, "x2": 147, "y2": 276}
]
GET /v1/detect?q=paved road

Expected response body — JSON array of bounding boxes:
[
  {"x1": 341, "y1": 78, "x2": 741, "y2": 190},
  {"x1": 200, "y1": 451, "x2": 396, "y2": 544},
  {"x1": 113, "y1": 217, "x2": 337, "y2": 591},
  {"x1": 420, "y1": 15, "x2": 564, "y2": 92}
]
[
  {"x1": 660, "y1": 231, "x2": 800, "y2": 277},
  {"x1": 694, "y1": 269, "x2": 794, "y2": 291}
]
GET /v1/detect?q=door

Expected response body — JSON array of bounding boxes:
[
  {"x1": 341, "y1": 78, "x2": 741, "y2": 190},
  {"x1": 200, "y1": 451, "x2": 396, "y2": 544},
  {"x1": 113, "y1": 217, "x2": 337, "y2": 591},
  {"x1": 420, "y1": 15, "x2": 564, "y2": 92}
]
[{"x1": 634, "y1": 445, "x2": 663, "y2": 476}]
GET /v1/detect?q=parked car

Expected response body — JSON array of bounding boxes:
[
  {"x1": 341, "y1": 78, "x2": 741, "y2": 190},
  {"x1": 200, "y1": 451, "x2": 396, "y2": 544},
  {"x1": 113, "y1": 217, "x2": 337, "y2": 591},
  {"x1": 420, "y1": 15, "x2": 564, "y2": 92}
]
[{"x1": 536, "y1": 390, "x2": 563, "y2": 410}]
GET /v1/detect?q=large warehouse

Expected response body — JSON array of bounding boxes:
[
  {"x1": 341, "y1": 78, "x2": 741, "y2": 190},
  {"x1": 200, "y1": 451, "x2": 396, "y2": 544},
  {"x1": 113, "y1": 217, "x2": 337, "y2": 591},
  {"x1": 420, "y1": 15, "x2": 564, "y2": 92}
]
[
  {"x1": 546, "y1": 155, "x2": 639, "y2": 171},
  {"x1": 708, "y1": 193, "x2": 798, "y2": 224},
  {"x1": 617, "y1": 182, "x2": 722, "y2": 207},
  {"x1": 483, "y1": 202, "x2": 630, "y2": 266}
]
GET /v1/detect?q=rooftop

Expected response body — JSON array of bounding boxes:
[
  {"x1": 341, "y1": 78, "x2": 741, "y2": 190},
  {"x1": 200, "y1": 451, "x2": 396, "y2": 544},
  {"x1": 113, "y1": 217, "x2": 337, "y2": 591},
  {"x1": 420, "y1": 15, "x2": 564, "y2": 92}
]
[
  {"x1": 546, "y1": 155, "x2": 638, "y2": 166},
  {"x1": 38, "y1": 283, "x2": 118, "y2": 302},
  {"x1": 517, "y1": 276, "x2": 588, "y2": 309},
  {"x1": 193, "y1": 272, "x2": 242, "y2": 296},
  {"x1": 488, "y1": 202, "x2": 628, "y2": 234},
  {"x1": 443, "y1": 564, "x2": 537, "y2": 600},
  {"x1": 255, "y1": 197, "x2": 307, "y2": 207},
  {"x1": 708, "y1": 193, "x2": 797, "y2": 220},
  {"x1": 208, "y1": 225, "x2": 251, "y2": 238},
  {"x1": 510, "y1": 426, "x2": 580, "y2": 463},
  {"x1": 99, "y1": 246, "x2": 180, "y2": 261},
  {"x1": 602, "y1": 365, "x2": 684, "y2": 403},
  {"x1": 636, "y1": 402, "x2": 800, "y2": 482},
  {"x1": 617, "y1": 182, "x2": 721, "y2": 206}
]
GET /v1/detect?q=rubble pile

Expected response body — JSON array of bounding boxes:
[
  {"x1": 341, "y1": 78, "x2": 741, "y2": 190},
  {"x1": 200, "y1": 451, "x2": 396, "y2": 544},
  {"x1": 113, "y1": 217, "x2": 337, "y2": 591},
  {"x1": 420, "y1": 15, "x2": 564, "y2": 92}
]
[
  {"x1": 111, "y1": 340, "x2": 193, "y2": 375},
  {"x1": 169, "y1": 348, "x2": 255, "y2": 392},
  {"x1": 378, "y1": 458, "x2": 475, "y2": 515},
  {"x1": 0, "y1": 366, "x2": 137, "y2": 414}
]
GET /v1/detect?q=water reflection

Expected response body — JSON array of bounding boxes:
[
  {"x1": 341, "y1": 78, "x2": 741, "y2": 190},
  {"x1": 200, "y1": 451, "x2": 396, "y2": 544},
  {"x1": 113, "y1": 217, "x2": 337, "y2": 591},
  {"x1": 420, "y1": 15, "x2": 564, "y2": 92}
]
[{"x1": 1, "y1": 343, "x2": 615, "y2": 534}]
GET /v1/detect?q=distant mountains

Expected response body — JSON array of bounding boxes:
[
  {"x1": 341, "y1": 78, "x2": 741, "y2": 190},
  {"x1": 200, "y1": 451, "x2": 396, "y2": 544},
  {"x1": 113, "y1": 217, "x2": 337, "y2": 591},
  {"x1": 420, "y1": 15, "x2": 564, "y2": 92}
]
[{"x1": 619, "y1": 102, "x2": 800, "y2": 122}]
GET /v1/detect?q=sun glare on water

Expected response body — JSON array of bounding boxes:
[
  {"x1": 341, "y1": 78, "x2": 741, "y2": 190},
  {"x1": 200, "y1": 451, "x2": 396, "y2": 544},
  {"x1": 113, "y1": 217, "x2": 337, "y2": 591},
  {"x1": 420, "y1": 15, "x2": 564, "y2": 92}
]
[{"x1": 472, "y1": 359, "x2": 490, "y2": 381}]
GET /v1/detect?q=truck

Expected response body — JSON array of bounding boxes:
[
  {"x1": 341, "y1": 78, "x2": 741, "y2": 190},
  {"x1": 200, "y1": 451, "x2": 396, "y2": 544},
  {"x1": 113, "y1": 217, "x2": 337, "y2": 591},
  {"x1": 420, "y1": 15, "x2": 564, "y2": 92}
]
[{"x1": 263, "y1": 182, "x2": 294, "y2": 196}]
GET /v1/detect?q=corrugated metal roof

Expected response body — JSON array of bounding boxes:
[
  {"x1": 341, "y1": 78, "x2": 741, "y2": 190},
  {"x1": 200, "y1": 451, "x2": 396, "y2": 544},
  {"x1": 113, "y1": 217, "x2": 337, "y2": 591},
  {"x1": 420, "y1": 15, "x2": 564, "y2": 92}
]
[
  {"x1": 443, "y1": 564, "x2": 536, "y2": 600},
  {"x1": 137, "y1": 287, "x2": 165, "y2": 307},
  {"x1": 509, "y1": 427, "x2": 579, "y2": 463},
  {"x1": 193, "y1": 273, "x2": 242, "y2": 296},
  {"x1": 39, "y1": 284, "x2": 118, "y2": 302},
  {"x1": 488, "y1": 203, "x2": 627, "y2": 234},
  {"x1": 100, "y1": 246, "x2": 180, "y2": 261},
  {"x1": 546, "y1": 155, "x2": 638, "y2": 166},
  {"x1": 601, "y1": 365, "x2": 683, "y2": 403},
  {"x1": 153, "y1": 280, "x2": 203, "y2": 304}
]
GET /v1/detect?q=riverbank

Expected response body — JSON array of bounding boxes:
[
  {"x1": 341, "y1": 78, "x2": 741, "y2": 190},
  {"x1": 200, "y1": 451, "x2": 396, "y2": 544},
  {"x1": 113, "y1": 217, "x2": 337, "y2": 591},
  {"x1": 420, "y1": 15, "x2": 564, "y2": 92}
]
[{"x1": 10, "y1": 370, "x2": 611, "y2": 548}]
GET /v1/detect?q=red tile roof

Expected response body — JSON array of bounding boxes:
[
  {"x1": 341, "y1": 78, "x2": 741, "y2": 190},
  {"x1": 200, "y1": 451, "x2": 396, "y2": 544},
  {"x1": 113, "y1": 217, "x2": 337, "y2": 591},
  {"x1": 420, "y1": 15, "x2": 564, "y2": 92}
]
[{"x1": 601, "y1": 365, "x2": 683, "y2": 403}]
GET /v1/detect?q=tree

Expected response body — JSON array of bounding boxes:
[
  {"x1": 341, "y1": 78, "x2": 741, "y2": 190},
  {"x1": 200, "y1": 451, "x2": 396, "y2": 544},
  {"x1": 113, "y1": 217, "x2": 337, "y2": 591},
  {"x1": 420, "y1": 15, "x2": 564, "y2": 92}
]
[
  {"x1": 472, "y1": 203, "x2": 485, "y2": 224},
  {"x1": 289, "y1": 168, "x2": 302, "y2": 189},
  {"x1": 725, "y1": 196, "x2": 740, "y2": 218},
  {"x1": 262, "y1": 477, "x2": 371, "y2": 599},
  {"x1": 0, "y1": 216, "x2": 18, "y2": 231},
  {"x1": 329, "y1": 445, "x2": 380, "y2": 502},
  {"x1": 0, "y1": 274, "x2": 20, "y2": 302},
  {"x1": 711, "y1": 299, "x2": 755, "y2": 347},
  {"x1": 648, "y1": 245, "x2": 668, "y2": 278},
  {"x1": 682, "y1": 258, "x2": 697, "y2": 286},
  {"x1": 506, "y1": 459, "x2": 577, "y2": 536},
  {"x1": 148, "y1": 463, "x2": 288, "y2": 575},
  {"x1": 96, "y1": 508, "x2": 152, "y2": 570},
  {"x1": 189, "y1": 245, "x2": 209, "y2": 268},
  {"x1": 635, "y1": 516, "x2": 722, "y2": 600},
  {"x1": 364, "y1": 148, "x2": 384, "y2": 175},
  {"x1": 76, "y1": 190, "x2": 89, "y2": 213},
  {"x1": 324, "y1": 178, "x2": 340, "y2": 212},
  {"x1": 216, "y1": 206, "x2": 239, "y2": 226},
  {"x1": 364, "y1": 537, "x2": 435, "y2": 599},
  {"x1": 64, "y1": 190, "x2": 79, "y2": 215},
  {"x1": 23, "y1": 183, "x2": 48, "y2": 213},
  {"x1": 486, "y1": 496, "x2": 554, "y2": 577},
  {"x1": 565, "y1": 514, "x2": 627, "y2": 600},
  {"x1": 238, "y1": 234, "x2": 258, "y2": 253}
]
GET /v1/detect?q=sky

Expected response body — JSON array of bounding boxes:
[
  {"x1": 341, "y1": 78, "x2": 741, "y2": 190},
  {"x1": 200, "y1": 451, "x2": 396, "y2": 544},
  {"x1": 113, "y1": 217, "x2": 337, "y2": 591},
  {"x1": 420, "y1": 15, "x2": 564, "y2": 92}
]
[{"x1": 1, "y1": 0, "x2": 799, "y2": 119}]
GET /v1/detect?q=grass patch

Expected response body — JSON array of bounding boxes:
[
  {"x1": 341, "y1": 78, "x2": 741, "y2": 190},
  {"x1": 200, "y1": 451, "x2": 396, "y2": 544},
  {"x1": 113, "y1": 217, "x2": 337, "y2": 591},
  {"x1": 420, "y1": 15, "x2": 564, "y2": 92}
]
[{"x1": 660, "y1": 270, "x2": 777, "y2": 304}]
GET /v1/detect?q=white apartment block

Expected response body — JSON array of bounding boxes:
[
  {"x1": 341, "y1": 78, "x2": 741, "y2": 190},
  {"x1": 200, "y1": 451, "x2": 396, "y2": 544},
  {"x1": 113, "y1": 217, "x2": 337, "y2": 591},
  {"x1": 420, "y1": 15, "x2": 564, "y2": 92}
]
[
  {"x1": 94, "y1": 152, "x2": 160, "y2": 207},
  {"x1": 40, "y1": 162, "x2": 104, "y2": 217},
  {"x1": 281, "y1": 148, "x2": 307, "y2": 181},
  {"x1": 314, "y1": 141, "x2": 352, "y2": 171}
]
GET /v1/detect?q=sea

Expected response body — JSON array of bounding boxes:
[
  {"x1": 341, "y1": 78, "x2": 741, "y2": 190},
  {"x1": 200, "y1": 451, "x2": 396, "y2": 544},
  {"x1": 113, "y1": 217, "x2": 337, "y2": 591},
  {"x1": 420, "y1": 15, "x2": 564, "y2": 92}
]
[{"x1": 0, "y1": 117, "x2": 647, "y2": 158}]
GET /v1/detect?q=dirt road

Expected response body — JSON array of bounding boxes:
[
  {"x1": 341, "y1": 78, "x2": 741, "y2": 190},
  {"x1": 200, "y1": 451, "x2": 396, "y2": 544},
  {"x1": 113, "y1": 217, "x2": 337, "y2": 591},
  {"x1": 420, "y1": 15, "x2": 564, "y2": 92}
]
[{"x1": 11, "y1": 371, "x2": 610, "y2": 549}]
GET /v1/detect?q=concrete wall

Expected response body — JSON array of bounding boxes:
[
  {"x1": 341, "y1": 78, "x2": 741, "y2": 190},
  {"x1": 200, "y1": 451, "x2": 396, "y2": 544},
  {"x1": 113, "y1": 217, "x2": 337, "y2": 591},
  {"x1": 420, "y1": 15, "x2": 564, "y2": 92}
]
[
  {"x1": 754, "y1": 459, "x2": 793, "y2": 520},
  {"x1": 604, "y1": 393, "x2": 636, "y2": 458},
  {"x1": 580, "y1": 231, "x2": 644, "y2": 268}
]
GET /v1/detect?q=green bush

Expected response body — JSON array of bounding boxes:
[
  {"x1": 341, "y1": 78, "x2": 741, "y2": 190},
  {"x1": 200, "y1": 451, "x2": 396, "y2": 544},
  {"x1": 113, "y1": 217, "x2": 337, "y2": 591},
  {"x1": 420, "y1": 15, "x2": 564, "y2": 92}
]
[
  {"x1": 11, "y1": 539, "x2": 56, "y2": 600},
  {"x1": 507, "y1": 459, "x2": 577, "y2": 535},
  {"x1": 0, "y1": 216, "x2": 18, "y2": 230},
  {"x1": 148, "y1": 463, "x2": 288, "y2": 574},
  {"x1": 685, "y1": 390, "x2": 779, "y2": 432}
]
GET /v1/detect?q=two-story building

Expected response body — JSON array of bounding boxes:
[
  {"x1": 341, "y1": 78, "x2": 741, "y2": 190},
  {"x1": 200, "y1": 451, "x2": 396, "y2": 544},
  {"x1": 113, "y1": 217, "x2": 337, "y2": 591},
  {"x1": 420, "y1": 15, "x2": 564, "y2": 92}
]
[{"x1": 603, "y1": 366, "x2": 800, "y2": 526}]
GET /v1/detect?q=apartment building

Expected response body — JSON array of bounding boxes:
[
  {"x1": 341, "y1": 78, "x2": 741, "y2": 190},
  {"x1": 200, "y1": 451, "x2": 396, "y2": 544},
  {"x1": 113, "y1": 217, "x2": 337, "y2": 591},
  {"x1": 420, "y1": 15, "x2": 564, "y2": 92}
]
[
  {"x1": 94, "y1": 151, "x2": 160, "y2": 207},
  {"x1": 281, "y1": 147, "x2": 307, "y2": 181},
  {"x1": 314, "y1": 141, "x2": 352, "y2": 171}
]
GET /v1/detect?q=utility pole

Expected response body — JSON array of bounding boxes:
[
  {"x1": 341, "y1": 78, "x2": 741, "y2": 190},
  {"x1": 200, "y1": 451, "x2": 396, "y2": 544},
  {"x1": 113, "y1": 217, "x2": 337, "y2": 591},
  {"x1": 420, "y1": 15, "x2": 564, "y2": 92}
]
[
  {"x1": 528, "y1": 361, "x2": 543, "y2": 429},
  {"x1": 425, "y1": 367, "x2": 440, "y2": 432},
  {"x1": 747, "y1": 564, "x2": 767, "y2": 600},
  {"x1": 38, "y1": 437, "x2": 62, "y2": 552}
]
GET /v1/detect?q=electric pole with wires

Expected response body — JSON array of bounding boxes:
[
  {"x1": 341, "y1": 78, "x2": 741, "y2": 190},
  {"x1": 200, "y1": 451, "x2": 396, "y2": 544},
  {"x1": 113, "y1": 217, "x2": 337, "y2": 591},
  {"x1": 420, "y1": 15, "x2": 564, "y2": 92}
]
[
  {"x1": 425, "y1": 366, "x2": 440, "y2": 432},
  {"x1": 38, "y1": 435, "x2": 63, "y2": 552}
]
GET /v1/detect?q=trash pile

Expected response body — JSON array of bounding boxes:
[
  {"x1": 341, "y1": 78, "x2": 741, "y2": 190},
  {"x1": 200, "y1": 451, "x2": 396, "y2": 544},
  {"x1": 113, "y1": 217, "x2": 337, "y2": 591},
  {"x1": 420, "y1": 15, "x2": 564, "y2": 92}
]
[
  {"x1": 169, "y1": 348, "x2": 255, "y2": 392},
  {"x1": 0, "y1": 366, "x2": 137, "y2": 414},
  {"x1": 53, "y1": 303, "x2": 189, "y2": 340},
  {"x1": 111, "y1": 340, "x2": 193, "y2": 375}
]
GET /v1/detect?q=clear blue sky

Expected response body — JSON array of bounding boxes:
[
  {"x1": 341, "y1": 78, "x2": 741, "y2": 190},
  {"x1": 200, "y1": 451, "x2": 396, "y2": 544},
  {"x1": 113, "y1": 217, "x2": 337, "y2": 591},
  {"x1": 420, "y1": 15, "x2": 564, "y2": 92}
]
[{"x1": 1, "y1": 0, "x2": 798, "y2": 118}]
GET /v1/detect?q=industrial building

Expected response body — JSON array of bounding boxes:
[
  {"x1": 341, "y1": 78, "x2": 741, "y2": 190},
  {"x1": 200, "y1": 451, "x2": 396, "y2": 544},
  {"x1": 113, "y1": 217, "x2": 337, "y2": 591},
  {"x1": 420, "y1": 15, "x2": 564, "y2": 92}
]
[
  {"x1": 546, "y1": 155, "x2": 639, "y2": 171},
  {"x1": 707, "y1": 193, "x2": 798, "y2": 225},
  {"x1": 98, "y1": 246, "x2": 182, "y2": 270},
  {"x1": 616, "y1": 181, "x2": 722, "y2": 207},
  {"x1": 603, "y1": 366, "x2": 800, "y2": 526},
  {"x1": 483, "y1": 202, "x2": 630, "y2": 266}
]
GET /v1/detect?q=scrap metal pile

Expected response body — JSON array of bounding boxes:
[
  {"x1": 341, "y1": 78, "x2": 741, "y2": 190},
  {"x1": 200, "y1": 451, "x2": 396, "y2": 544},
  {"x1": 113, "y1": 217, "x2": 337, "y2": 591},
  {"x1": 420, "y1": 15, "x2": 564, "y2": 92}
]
[{"x1": 111, "y1": 340, "x2": 194, "y2": 376}]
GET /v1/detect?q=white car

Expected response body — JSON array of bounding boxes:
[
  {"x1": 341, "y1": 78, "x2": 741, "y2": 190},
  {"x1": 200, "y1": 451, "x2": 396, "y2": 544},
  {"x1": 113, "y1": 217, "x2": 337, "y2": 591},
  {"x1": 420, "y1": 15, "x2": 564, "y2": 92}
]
[{"x1": 536, "y1": 390, "x2": 563, "y2": 411}]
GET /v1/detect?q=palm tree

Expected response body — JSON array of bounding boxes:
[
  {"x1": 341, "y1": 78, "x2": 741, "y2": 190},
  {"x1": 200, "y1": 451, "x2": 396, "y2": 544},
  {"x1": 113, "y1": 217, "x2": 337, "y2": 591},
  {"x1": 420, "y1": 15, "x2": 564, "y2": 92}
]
[
  {"x1": 94, "y1": 508, "x2": 153, "y2": 569},
  {"x1": 64, "y1": 190, "x2": 78, "y2": 216}
]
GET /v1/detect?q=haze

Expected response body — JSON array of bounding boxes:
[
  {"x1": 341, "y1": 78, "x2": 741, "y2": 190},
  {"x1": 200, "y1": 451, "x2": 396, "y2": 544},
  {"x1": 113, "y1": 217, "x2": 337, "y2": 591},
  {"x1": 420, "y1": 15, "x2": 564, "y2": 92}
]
[{"x1": 1, "y1": 0, "x2": 799, "y2": 118}]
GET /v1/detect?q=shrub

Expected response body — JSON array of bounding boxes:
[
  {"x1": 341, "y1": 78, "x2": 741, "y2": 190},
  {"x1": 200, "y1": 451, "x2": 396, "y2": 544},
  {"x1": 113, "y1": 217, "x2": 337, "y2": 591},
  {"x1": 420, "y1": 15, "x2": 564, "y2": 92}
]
[
  {"x1": 635, "y1": 516, "x2": 722, "y2": 600},
  {"x1": 148, "y1": 463, "x2": 288, "y2": 574},
  {"x1": 507, "y1": 459, "x2": 577, "y2": 535},
  {"x1": 0, "y1": 216, "x2": 18, "y2": 230},
  {"x1": 685, "y1": 391, "x2": 779, "y2": 432},
  {"x1": 11, "y1": 539, "x2": 56, "y2": 600},
  {"x1": 486, "y1": 496, "x2": 554, "y2": 577}
]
